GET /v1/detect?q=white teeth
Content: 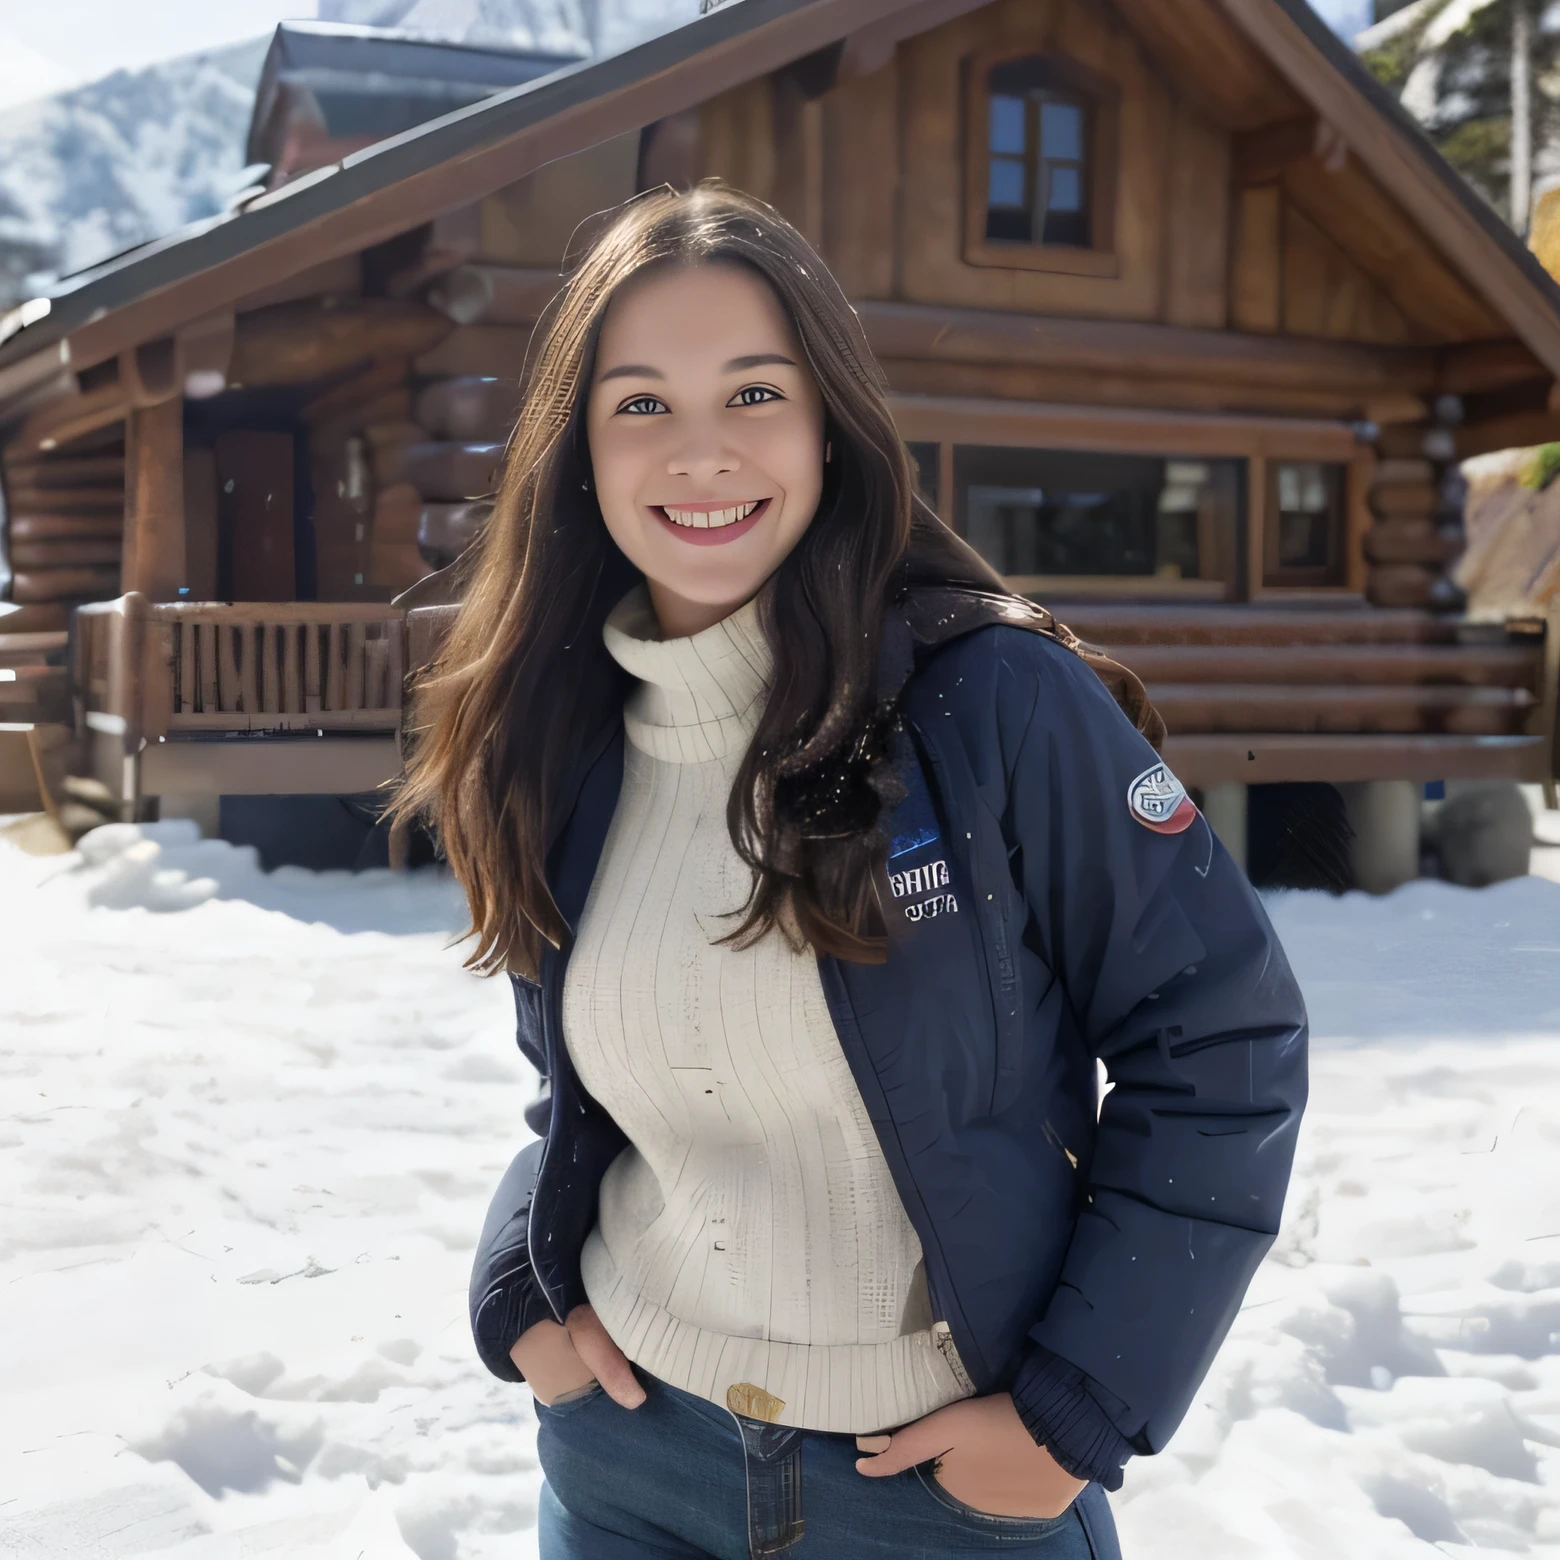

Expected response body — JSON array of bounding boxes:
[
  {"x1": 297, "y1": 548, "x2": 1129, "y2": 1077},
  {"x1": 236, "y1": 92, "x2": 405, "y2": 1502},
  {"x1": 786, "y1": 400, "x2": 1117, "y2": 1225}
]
[{"x1": 664, "y1": 501, "x2": 760, "y2": 529}]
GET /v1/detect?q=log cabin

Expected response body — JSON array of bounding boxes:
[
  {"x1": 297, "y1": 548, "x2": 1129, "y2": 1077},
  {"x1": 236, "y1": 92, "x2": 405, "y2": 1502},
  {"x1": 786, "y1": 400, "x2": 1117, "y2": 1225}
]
[{"x1": 2, "y1": 0, "x2": 1559, "y2": 884}]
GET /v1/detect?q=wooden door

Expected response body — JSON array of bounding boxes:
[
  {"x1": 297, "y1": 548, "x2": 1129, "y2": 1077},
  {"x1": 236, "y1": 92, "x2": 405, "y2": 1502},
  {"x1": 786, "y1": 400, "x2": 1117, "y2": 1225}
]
[{"x1": 214, "y1": 431, "x2": 295, "y2": 602}]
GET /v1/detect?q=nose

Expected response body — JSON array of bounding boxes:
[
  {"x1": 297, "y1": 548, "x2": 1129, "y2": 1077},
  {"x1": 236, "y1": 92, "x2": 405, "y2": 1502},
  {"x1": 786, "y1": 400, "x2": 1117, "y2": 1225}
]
[{"x1": 666, "y1": 436, "x2": 740, "y2": 486}]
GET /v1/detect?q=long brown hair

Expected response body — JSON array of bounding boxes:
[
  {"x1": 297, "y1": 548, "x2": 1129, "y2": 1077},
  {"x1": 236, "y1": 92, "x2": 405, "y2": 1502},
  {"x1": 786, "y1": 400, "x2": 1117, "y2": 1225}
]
[{"x1": 393, "y1": 183, "x2": 1004, "y2": 978}]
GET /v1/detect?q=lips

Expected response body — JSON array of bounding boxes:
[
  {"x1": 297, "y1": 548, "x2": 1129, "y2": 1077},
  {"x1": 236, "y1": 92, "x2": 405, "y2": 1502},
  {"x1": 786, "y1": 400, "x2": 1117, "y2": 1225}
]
[{"x1": 651, "y1": 496, "x2": 770, "y2": 547}]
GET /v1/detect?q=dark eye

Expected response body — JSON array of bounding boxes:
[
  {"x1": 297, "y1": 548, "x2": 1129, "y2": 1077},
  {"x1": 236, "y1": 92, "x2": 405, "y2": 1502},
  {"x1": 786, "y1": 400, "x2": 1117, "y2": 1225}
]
[
  {"x1": 730, "y1": 385, "x2": 781, "y2": 407},
  {"x1": 619, "y1": 394, "x2": 667, "y2": 415}
]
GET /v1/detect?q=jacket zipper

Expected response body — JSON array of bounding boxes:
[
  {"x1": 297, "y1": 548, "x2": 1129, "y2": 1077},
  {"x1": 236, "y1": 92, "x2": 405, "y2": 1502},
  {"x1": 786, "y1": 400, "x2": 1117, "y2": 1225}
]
[{"x1": 933, "y1": 1321, "x2": 977, "y2": 1395}]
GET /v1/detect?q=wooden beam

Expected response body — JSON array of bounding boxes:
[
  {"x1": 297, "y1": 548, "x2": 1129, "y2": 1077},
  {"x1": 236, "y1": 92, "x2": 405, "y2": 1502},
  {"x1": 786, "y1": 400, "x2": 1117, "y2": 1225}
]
[
  {"x1": 10, "y1": 513, "x2": 121, "y2": 542},
  {"x1": 1232, "y1": 117, "x2": 1316, "y2": 185},
  {"x1": 10, "y1": 568, "x2": 122, "y2": 604},
  {"x1": 882, "y1": 356, "x2": 1422, "y2": 426},
  {"x1": 140, "y1": 734, "x2": 399, "y2": 796},
  {"x1": 1120, "y1": 641, "x2": 1539, "y2": 687},
  {"x1": 0, "y1": 603, "x2": 71, "y2": 633},
  {"x1": 1367, "y1": 562, "x2": 1437, "y2": 607},
  {"x1": 426, "y1": 265, "x2": 563, "y2": 326},
  {"x1": 1151, "y1": 682, "x2": 1532, "y2": 736},
  {"x1": 402, "y1": 442, "x2": 504, "y2": 501},
  {"x1": 1434, "y1": 338, "x2": 1549, "y2": 394},
  {"x1": 412, "y1": 326, "x2": 532, "y2": 380},
  {"x1": 118, "y1": 338, "x2": 180, "y2": 407},
  {"x1": 5, "y1": 454, "x2": 124, "y2": 487},
  {"x1": 413, "y1": 376, "x2": 522, "y2": 442},
  {"x1": 230, "y1": 254, "x2": 362, "y2": 314},
  {"x1": 121, "y1": 398, "x2": 185, "y2": 601},
  {"x1": 1364, "y1": 518, "x2": 1452, "y2": 565},
  {"x1": 11, "y1": 538, "x2": 123, "y2": 569},
  {"x1": 855, "y1": 299, "x2": 1432, "y2": 391},
  {"x1": 886, "y1": 393, "x2": 1361, "y2": 462},
  {"x1": 1457, "y1": 408, "x2": 1560, "y2": 458},
  {"x1": 1163, "y1": 731, "x2": 1545, "y2": 786},
  {"x1": 1047, "y1": 601, "x2": 1452, "y2": 645},
  {"x1": 299, "y1": 360, "x2": 411, "y2": 427},
  {"x1": 229, "y1": 300, "x2": 450, "y2": 389},
  {"x1": 7, "y1": 485, "x2": 123, "y2": 514},
  {"x1": 10, "y1": 375, "x2": 126, "y2": 458}
]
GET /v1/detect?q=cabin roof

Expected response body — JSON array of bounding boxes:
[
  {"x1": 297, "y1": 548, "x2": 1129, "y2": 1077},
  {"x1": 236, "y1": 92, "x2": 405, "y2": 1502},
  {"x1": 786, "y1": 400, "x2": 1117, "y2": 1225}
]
[
  {"x1": 246, "y1": 21, "x2": 583, "y2": 169},
  {"x1": 4, "y1": 0, "x2": 1560, "y2": 408}
]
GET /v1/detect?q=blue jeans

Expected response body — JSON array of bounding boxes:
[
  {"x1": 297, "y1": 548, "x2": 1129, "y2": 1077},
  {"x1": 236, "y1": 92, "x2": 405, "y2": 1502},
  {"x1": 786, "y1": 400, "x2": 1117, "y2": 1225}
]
[{"x1": 536, "y1": 1370, "x2": 1123, "y2": 1559}]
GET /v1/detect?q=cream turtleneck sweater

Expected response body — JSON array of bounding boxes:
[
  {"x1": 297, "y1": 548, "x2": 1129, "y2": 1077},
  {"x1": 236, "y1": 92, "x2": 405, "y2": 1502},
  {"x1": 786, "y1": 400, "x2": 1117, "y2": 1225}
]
[{"x1": 561, "y1": 583, "x2": 974, "y2": 1434}]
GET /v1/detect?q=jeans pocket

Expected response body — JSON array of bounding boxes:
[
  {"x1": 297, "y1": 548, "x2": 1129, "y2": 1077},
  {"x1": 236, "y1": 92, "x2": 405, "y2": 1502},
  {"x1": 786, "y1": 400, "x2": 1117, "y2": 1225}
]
[
  {"x1": 535, "y1": 1380, "x2": 605, "y2": 1417},
  {"x1": 913, "y1": 1460, "x2": 1075, "y2": 1537}
]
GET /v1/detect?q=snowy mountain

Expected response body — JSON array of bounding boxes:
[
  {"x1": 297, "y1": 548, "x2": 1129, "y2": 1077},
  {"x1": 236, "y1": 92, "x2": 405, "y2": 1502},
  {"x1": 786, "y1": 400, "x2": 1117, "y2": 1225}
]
[
  {"x1": 0, "y1": 0, "x2": 698, "y2": 310},
  {"x1": 0, "y1": 38, "x2": 268, "y2": 307}
]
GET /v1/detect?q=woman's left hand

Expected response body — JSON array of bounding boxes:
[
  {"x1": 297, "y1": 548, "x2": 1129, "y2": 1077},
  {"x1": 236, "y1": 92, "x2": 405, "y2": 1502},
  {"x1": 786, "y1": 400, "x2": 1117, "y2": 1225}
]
[{"x1": 855, "y1": 1393, "x2": 1087, "y2": 1520}]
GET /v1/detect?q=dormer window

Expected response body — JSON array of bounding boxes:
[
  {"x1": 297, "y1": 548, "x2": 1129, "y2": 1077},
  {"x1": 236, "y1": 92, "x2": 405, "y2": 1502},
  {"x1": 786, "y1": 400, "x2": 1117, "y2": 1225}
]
[
  {"x1": 986, "y1": 69, "x2": 1089, "y2": 246},
  {"x1": 964, "y1": 51, "x2": 1117, "y2": 276}
]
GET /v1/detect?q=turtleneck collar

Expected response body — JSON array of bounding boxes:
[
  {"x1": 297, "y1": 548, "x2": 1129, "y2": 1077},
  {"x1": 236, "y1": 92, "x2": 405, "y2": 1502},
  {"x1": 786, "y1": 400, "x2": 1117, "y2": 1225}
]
[{"x1": 602, "y1": 583, "x2": 772, "y2": 764}]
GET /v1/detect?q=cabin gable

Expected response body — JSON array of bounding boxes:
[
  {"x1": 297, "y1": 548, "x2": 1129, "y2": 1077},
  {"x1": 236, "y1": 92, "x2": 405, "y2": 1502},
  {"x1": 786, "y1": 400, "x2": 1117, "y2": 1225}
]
[{"x1": 684, "y1": 0, "x2": 1517, "y2": 367}]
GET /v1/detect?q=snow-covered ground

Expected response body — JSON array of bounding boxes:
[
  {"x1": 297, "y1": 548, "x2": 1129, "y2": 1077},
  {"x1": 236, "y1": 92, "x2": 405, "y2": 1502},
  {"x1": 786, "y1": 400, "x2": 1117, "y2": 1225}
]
[{"x1": 1, "y1": 821, "x2": 1558, "y2": 1558}]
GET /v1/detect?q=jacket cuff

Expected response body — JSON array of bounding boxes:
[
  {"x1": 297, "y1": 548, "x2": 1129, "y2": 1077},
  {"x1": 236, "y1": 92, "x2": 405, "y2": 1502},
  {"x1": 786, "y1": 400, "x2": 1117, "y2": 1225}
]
[
  {"x1": 1009, "y1": 1344, "x2": 1135, "y2": 1492},
  {"x1": 471, "y1": 1256, "x2": 556, "y2": 1384}
]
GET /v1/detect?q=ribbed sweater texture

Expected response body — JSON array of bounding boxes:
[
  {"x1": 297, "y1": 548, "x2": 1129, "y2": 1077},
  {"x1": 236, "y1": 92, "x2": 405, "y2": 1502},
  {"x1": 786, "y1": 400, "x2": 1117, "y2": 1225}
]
[{"x1": 561, "y1": 583, "x2": 975, "y2": 1433}]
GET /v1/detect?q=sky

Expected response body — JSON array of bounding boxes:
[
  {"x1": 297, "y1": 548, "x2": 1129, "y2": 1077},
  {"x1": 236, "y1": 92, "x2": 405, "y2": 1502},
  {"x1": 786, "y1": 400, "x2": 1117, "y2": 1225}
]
[{"x1": 0, "y1": 0, "x2": 1374, "y2": 113}]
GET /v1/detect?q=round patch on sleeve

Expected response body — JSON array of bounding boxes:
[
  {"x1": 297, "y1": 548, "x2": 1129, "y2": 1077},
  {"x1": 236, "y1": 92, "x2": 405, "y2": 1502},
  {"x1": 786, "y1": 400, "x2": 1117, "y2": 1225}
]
[{"x1": 1127, "y1": 762, "x2": 1198, "y2": 834}]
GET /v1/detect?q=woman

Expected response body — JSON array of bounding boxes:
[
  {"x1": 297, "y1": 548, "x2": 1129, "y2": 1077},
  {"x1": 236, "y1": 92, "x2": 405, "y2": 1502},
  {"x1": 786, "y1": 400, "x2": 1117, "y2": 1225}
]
[{"x1": 395, "y1": 184, "x2": 1308, "y2": 1559}]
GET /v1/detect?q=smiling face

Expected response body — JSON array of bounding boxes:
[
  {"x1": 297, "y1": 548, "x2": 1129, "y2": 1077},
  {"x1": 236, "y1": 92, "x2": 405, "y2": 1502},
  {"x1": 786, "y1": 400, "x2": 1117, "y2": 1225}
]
[{"x1": 585, "y1": 259, "x2": 827, "y2": 639}]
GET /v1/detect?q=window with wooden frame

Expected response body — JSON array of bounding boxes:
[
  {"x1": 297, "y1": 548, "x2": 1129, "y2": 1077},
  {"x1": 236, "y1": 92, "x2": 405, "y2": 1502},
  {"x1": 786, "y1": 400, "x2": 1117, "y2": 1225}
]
[
  {"x1": 963, "y1": 51, "x2": 1118, "y2": 276},
  {"x1": 1264, "y1": 461, "x2": 1347, "y2": 588},
  {"x1": 950, "y1": 445, "x2": 1243, "y2": 599}
]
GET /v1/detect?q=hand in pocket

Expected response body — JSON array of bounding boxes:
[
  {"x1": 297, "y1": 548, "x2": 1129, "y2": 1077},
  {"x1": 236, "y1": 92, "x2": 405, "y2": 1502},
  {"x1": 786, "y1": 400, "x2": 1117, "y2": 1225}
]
[
  {"x1": 855, "y1": 1393, "x2": 1087, "y2": 1520},
  {"x1": 510, "y1": 1305, "x2": 646, "y2": 1409}
]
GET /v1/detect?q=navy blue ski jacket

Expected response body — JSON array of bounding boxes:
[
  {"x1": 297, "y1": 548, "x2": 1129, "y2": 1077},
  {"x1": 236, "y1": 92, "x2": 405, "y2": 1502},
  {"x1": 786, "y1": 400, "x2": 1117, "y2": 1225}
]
[{"x1": 468, "y1": 597, "x2": 1308, "y2": 1492}]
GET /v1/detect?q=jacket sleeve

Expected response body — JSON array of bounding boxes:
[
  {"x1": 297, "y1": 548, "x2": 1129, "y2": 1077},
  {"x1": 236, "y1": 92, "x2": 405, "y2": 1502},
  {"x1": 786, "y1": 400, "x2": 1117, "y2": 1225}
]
[
  {"x1": 469, "y1": 975, "x2": 558, "y2": 1383},
  {"x1": 995, "y1": 635, "x2": 1309, "y2": 1488}
]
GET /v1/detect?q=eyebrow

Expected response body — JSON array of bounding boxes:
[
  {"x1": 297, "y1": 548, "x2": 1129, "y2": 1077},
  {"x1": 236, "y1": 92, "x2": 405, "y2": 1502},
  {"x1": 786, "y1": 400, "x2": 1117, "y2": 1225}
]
[{"x1": 596, "y1": 351, "x2": 798, "y2": 384}]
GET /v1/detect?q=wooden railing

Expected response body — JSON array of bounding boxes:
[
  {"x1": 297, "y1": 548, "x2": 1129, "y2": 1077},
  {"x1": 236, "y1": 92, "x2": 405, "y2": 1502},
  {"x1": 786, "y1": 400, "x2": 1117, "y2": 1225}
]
[
  {"x1": 75, "y1": 595, "x2": 408, "y2": 758},
  {"x1": 159, "y1": 604, "x2": 404, "y2": 734}
]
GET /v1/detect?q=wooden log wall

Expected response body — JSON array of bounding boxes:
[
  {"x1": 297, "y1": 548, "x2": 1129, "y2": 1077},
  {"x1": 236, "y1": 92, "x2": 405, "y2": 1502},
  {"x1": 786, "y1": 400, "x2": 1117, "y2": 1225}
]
[
  {"x1": 1363, "y1": 421, "x2": 1467, "y2": 609},
  {"x1": 1053, "y1": 601, "x2": 1540, "y2": 741},
  {"x1": 2, "y1": 443, "x2": 126, "y2": 616}
]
